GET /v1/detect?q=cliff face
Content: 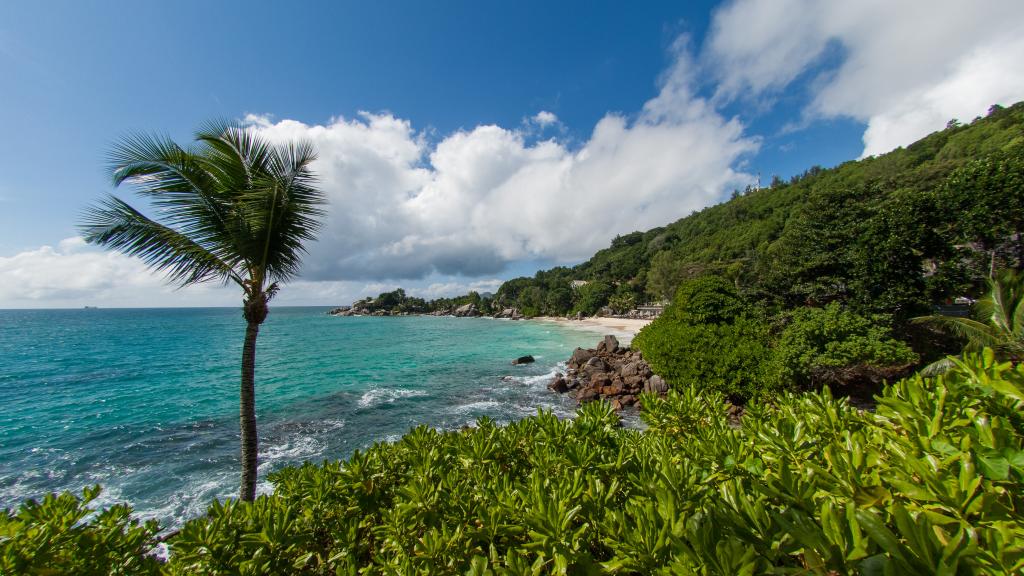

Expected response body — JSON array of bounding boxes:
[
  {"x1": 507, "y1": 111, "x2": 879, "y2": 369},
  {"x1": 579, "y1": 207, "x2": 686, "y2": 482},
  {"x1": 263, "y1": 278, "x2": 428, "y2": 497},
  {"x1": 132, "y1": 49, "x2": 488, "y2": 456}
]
[{"x1": 548, "y1": 335, "x2": 668, "y2": 410}]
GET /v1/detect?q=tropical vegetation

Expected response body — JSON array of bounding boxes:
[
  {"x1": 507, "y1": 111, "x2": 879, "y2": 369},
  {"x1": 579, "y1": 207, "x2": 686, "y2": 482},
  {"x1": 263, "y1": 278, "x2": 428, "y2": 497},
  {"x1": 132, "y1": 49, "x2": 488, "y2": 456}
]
[
  {"x1": 79, "y1": 122, "x2": 325, "y2": 501},
  {"x1": 4, "y1": 351, "x2": 1023, "y2": 574},
  {"x1": 914, "y1": 269, "x2": 1024, "y2": 372},
  {"x1": 487, "y1": 103, "x2": 1024, "y2": 317},
  {"x1": 10, "y1": 102, "x2": 1023, "y2": 573}
]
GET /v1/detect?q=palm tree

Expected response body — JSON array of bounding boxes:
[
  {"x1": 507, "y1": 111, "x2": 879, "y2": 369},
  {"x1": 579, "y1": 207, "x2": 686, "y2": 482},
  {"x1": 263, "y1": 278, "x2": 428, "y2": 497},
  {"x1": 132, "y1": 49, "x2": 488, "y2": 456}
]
[
  {"x1": 913, "y1": 269, "x2": 1024, "y2": 373},
  {"x1": 80, "y1": 122, "x2": 324, "y2": 501}
]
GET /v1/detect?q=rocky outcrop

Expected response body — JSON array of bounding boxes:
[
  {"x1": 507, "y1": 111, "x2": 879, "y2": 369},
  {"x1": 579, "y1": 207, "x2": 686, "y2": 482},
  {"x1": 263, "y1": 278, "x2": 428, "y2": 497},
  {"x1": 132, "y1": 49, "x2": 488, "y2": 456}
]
[
  {"x1": 453, "y1": 303, "x2": 482, "y2": 317},
  {"x1": 512, "y1": 355, "x2": 535, "y2": 365},
  {"x1": 548, "y1": 335, "x2": 667, "y2": 410},
  {"x1": 494, "y1": 307, "x2": 524, "y2": 320}
]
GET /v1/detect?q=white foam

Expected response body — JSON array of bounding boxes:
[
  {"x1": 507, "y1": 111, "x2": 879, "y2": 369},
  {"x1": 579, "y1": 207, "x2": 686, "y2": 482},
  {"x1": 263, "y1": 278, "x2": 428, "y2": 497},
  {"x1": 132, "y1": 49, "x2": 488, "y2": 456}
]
[
  {"x1": 448, "y1": 400, "x2": 502, "y2": 414},
  {"x1": 320, "y1": 419, "x2": 346, "y2": 431},
  {"x1": 258, "y1": 435, "x2": 325, "y2": 473},
  {"x1": 521, "y1": 369, "x2": 560, "y2": 387},
  {"x1": 357, "y1": 388, "x2": 428, "y2": 408}
]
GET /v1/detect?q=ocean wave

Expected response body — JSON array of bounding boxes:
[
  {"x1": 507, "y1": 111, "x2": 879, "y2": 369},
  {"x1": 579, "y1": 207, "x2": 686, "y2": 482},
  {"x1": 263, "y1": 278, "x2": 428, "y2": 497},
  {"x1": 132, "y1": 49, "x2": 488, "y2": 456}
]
[
  {"x1": 447, "y1": 400, "x2": 503, "y2": 414},
  {"x1": 258, "y1": 435, "x2": 326, "y2": 474},
  {"x1": 357, "y1": 388, "x2": 428, "y2": 409},
  {"x1": 519, "y1": 369, "x2": 561, "y2": 387}
]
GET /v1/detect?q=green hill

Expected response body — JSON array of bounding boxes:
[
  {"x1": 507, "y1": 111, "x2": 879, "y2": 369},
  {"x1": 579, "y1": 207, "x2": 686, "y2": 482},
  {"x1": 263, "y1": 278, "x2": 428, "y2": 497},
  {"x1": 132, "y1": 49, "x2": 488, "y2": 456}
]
[{"x1": 494, "y1": 102, "x2": 1024, "y2": 321}]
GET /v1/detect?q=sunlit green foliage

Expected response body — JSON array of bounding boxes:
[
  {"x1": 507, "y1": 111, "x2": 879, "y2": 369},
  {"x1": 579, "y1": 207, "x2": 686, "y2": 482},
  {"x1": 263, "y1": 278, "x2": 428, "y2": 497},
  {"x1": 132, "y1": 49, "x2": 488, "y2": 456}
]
[
  {"x1": 915, "y1": 270, "x2": 1024, "y2": 371},
  {"x1": 488, "y1": 102, "x2": 1024, "y2": 323},
  {"x1": 10, "y1": 352, "x2": 1021, "y2": 574},
  {"x1": 0, "y1": 486, "x2": 162, "y2": 575},
  {"x1": 768, "y1": 303, "x2": 919, "y2": 390},
  {"x1": 633, "y1": 277, "x2": 771, "y2": 401}
]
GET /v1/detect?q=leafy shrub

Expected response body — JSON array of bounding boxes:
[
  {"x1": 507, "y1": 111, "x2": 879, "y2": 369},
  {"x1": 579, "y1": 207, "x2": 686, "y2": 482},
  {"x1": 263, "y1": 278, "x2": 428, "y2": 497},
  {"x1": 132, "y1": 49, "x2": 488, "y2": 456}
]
[
  {"x1": 0, "y1": 485, "x2": 162, "y2": 575},
  {"x1": 768, "y1": 302, "x2": 919, "y2": 390},
  {"x1": 660, "y1": 275, "x2": 745, "y2": 324},
  {"x1": 7, "y1": 352, "x2": 1024, "y2": 574},
  {"x1": 634, "y1": 276, "x2": 772, "y2": 401},
  {"x1": 163, "y1": 350, "x2": 1023, "y2": 574},
  {"x1": 634, "y1": 314, "x2": 772, "y2": 402},
  {"x1": 572, "y1": 281, "x2": 613, "y2": 316}
]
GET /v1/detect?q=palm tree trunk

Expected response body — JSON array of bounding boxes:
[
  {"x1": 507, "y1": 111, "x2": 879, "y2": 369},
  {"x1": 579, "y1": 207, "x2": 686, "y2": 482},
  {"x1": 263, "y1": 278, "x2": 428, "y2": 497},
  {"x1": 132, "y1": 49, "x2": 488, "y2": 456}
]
[{"x1": 240, "y1": 320, "x2": 260, "y2": 501}]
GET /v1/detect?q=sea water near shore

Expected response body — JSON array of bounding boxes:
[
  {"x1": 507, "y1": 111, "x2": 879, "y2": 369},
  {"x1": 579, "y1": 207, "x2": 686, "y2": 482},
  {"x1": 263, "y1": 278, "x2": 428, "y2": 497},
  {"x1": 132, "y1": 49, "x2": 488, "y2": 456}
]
[{"x1": 0, "y1": 307, "x2": 604, "y2": 529}]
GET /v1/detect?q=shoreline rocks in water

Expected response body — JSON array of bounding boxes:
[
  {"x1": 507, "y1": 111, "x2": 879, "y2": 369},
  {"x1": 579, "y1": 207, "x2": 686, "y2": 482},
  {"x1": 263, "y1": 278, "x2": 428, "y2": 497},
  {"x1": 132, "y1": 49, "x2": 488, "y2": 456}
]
[
  {"x1": 548, "y1": 335, "x2": 667, "y2": 410},
  {"x1": 330, "y1": 304, "x2": 524, "y2": 319},
  {"x1": 511, "y1": 355, "x2": 535, "y2": 365}
]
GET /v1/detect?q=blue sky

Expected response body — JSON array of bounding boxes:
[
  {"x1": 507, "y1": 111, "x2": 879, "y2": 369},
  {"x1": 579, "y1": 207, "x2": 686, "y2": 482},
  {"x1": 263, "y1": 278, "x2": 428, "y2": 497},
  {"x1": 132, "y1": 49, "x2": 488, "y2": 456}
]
[{"x1": 1, "y1": 0, "x2": 1022, "y2": 307}]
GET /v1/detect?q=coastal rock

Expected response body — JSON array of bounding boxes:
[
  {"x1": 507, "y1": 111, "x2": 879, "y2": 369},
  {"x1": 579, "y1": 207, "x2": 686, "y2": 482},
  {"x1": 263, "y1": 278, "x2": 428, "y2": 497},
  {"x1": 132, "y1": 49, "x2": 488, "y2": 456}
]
[
  {"x1": 568, "y1": 347, "x2": 595, "y2": 368},
  {"x1": 548, "y1": 374, "x2": 568, "y2": 393},
  {"x1": 548, "y1": 335, "x2": 669, "y2": 410},
  {"x1": 453, "y1": 303, "x2": 481, "y2": 317},
  {"x1": 582, "y1": 356, "x2": 607, "y2": 374},
  {"x1": 512, "y1": 355, "x2": 535, "y2": 366},
  {"x1": 590, "y1": 372, "x2": 612, "y2": 389},
  {"x1": 621, "y1": 361, "x2": 641, "y2": 377},
  {"x1": 599, "y1": 335, "x2": 620, "y2": 353},
  {"x1": 645, "y1": 375, "x2": 668, "y2": 394},
  {"x1": 494, "y1": 307, "x2": 523, "y2": 320}
]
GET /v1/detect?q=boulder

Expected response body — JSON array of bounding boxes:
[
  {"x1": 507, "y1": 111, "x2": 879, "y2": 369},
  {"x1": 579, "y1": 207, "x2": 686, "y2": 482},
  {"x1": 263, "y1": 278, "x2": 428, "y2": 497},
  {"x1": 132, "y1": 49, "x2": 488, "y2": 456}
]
[
  {"x1": 454, "y1": 303, "x2": 480, "y2": 317},
  {"x1": 621, "y1": 362, "x2": 639, "y2": 377},
  {"x1": 512, "y1": 355, "x2": 535, "y2": 365},
  {"x1": 576, "y1": 388, "x2": 598, "y2": 403},
  {"x1": 548, "y1": 375, "x2": 568, "y2": 393},
  {"x1": 646, "y1": 375, "x2": 669, "y2": 394},
  {"x1": 582, "y1": 356, "x2": 607, "y2": 374},
  {"x1": 569, "y1": 347, "x2": 595, "y2": 368},
  {"x1": 591, "y1": 372, "x2": 612, "y2": 388},
  {"x1": 624, "y1": 374, "x2": 644, "y2": 388},
  {"x1": 602, "y1": 335, "x2": 620, "y2": 353},
  {"x1": 602, "y1": 383, "x2": 623, "y2": 396}
]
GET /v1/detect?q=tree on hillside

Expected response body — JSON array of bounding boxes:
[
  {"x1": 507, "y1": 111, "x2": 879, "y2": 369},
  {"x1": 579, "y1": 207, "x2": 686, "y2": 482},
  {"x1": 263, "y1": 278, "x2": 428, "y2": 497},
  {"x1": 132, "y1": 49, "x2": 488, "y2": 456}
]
[
  {"x1": 80, "y1": 122, "x2": 324, "y2": 501},
  {"x1": 939, "y1": 150, "x2": 1024, "y2": 274}
]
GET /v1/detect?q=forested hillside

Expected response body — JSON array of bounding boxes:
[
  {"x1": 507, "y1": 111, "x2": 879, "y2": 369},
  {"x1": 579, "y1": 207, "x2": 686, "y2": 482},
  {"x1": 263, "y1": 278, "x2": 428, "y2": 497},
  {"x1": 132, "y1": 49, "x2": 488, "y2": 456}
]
[{"x1": 493, "y1": 102, "x2": 1024, "y2": 320}]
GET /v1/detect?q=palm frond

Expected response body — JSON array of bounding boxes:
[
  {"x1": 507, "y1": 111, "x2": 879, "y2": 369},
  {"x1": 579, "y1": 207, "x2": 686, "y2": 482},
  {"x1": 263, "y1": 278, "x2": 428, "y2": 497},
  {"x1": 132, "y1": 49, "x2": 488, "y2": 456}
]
[
  {"x1": 911, "y1": 314, "x2": 1003, "y2": 348},
  {"x1": 84, "y1": 120, "x2": 326, "y2": 295},
  {"x1": 107, "y1": 131, "x2": 247, "y2": 268},
  {"x1": 80, "y1": 195, "x2": 243, "y2": 288},
  {"x1": 918, "y1": 356, "x2": 957, "y2": 377}
]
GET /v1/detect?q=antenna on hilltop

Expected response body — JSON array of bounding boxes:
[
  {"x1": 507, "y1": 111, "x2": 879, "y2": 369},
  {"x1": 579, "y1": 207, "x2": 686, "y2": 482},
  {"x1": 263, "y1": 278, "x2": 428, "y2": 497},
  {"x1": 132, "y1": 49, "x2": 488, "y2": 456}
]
[{"x1": 755, "y1": 171, "x2": 761, "y2": 191}]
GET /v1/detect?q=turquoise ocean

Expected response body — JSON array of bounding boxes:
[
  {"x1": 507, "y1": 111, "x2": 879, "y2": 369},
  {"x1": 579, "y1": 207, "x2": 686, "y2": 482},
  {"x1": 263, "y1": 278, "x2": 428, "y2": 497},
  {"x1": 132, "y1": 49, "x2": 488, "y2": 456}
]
[{"x1": 0, "y1": 307, "x2": 603, "y2": 529}]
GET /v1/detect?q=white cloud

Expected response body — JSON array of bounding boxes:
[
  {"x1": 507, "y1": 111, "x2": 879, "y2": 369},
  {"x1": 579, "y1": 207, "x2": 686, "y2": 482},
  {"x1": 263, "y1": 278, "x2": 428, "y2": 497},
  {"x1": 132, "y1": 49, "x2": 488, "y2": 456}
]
[
  {"x1": 0, "y1": 237, "x2": 237, "y2": 308},
  {"x1": 532, "y1": 110, "x2": 558, "y2": 127},
  {"x1": 0, "y1": 237, "x2": 490, "y2": 308},
  {"x1": 250, "y1": 45, "x2": 756, "y2": 282},
  {"x1": 3, "y1": 40, "x2": 760, "y2": 307},
  {"x1": 706, "y1": 0, "x2": 1024, "y2": 156}
]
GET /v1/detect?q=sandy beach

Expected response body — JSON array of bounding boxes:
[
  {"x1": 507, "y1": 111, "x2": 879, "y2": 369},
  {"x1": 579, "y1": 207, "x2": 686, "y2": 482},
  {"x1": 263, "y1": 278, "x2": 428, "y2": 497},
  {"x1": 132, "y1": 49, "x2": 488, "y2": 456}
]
[{"x1": 533, "y1": 316, "x2": 652, "y2": 345}]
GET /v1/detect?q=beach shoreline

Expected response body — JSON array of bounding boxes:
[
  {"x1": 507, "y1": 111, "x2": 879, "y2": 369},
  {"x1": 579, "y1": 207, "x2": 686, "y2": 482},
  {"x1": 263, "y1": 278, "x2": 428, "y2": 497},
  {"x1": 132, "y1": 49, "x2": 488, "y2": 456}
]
[{"x1": 532, "y1": 316, "x2": 652, "y2": 345}]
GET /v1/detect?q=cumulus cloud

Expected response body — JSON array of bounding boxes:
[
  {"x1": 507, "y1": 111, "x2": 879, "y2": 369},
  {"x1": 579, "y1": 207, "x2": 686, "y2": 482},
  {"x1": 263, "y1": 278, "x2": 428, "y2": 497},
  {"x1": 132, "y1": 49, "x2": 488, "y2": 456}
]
[
  {"x1": 249, "y1": 46, "x2": 756, "y2": 282},
  {"x1": 706, "y1": 0, "x2": 1024, "y2": 156},
  {"x1": 532, "y1": 110, "x2": 559, "y2": 127},
  {"x1": 0, "y1": 237, "x2": 496, "y2": 308},
  {"x1": 0, "y1": 237, "x2": 237, "y2": 308}
]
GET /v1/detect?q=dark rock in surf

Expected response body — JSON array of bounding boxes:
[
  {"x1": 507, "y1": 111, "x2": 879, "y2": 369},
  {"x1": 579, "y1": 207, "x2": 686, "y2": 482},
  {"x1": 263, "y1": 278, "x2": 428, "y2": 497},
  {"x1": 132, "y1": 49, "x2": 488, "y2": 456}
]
[{"x1": 511, "y1": 355, "x2": 535, "y2": 365}]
